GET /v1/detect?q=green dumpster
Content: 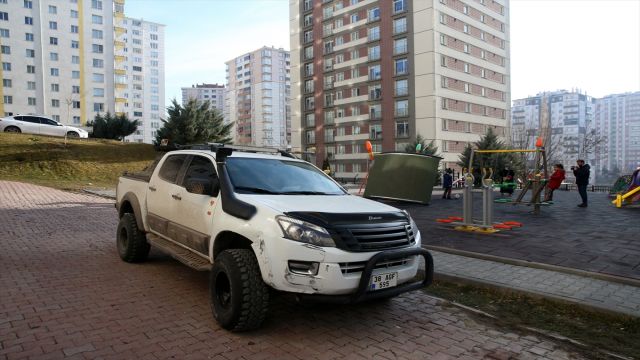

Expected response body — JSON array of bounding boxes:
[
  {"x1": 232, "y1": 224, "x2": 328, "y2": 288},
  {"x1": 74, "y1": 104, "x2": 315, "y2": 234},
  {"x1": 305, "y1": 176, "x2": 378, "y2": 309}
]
[{"x1": 363, "y1": 152, "x2": 442, "y2": 204}]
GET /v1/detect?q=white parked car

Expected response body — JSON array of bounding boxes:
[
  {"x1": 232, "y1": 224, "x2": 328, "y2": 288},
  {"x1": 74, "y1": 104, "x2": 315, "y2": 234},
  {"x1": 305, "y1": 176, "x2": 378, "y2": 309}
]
[{"x1": 0, "y1": 115, "x2": 88, "y2": 138}]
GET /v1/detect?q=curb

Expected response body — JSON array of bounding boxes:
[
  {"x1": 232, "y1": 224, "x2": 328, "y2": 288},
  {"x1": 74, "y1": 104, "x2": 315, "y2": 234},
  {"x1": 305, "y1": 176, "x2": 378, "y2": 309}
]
[{"x1": 425, "y1": 244, "x2": 640, "y2": 288}]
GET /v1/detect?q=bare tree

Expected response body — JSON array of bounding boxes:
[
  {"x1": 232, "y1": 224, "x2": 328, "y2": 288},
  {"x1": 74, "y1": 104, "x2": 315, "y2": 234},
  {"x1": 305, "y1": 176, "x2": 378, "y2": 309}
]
[{"x1": 579, "y1": 129, "x2": 606, "y2": 159}]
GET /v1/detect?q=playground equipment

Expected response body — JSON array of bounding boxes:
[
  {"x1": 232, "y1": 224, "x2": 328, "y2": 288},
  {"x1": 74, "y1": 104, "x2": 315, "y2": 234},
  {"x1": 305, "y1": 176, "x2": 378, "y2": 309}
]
[{"x1": 612, "y1": 186, "x2": 640, "y2": 208}]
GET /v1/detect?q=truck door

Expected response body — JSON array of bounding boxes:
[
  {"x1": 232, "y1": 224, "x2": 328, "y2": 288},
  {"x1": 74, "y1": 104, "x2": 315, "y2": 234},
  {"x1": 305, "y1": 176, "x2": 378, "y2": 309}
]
[
  {"x1": 171, "y1": 155, "x2": 219, "y2": 256},
  {"x1": 146, "y1": 154, "x2": 188, "y2": 239}
]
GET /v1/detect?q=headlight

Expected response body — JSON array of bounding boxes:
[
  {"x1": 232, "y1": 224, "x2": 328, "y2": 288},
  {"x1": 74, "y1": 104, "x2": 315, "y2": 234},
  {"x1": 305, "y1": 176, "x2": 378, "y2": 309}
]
[
  {"x1": 402, "y1": 210, "x2": 418, "y2": 231},
  {"x1": 276, "y1": 215, "x2": 336, "y2": 247}
]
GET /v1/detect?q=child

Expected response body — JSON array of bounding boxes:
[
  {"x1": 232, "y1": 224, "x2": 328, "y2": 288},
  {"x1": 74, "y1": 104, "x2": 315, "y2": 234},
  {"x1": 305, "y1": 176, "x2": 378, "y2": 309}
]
[{"x1": 545, "y1": 164, "x2": 565, "y2": 202}]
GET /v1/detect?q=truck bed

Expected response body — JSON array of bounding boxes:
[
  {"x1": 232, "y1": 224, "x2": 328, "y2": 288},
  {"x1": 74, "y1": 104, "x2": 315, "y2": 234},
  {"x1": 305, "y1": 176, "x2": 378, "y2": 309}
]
[{"x1": 121, "y1": 155, "x2": 162, "y2": 183}]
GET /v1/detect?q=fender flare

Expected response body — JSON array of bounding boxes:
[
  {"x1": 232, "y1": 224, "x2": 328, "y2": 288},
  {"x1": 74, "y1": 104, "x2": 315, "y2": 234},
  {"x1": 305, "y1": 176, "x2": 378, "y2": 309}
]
[{"x1": 119, "y1": 192, "x2": 145, "y2": 231}]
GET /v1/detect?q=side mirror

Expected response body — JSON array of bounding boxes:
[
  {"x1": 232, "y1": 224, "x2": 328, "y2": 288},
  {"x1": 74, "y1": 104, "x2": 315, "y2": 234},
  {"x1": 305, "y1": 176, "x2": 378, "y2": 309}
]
[
  {"x1": 57, "y1": 123, "x2": 63, "y2": 126},
  {"x1": 185, "y1": 178, "x2": 220, "y2": 197}
]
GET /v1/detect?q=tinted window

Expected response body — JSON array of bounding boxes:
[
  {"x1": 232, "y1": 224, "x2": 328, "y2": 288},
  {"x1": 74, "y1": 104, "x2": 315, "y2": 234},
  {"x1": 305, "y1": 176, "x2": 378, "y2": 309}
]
[
  {"x1": 41, "y1": 118, "x2": 57, "y2": 125},
  {"x1": 182, "y1": 156, "x2": 217, "y2": 195},
  {"x1": 158, "y1": 155, "x2": 186, "y2": 183},
  {"x1": 226, "y1": 158, "x2": 345, "y2": 195},
  {"x1": 21, "y1": 116, "x2": 40, "y2": 124}
]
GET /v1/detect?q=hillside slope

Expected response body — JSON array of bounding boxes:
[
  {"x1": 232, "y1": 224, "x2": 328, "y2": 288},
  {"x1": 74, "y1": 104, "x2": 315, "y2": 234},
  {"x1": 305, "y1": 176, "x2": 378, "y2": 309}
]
[{"x1": 0, "y1": 133, "x2": 157, "y2": 190}]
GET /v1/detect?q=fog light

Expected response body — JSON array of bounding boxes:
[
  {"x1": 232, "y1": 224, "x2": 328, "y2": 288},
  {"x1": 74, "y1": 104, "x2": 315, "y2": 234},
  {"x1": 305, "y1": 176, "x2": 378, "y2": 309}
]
[{"x1": 288, "y1": 260, "x2": 319, "y2": 276}]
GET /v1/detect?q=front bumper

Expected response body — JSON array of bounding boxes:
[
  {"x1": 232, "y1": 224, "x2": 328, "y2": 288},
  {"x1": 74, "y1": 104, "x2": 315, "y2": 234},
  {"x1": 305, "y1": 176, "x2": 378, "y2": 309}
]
[{"x1": 295, "y1": 247, "x2": 434, "y2": 303}]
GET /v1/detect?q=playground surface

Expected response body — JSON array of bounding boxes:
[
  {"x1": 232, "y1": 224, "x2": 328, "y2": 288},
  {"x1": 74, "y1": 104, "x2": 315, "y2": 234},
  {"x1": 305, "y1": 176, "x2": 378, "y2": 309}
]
[{"x1": 396, "y1": 189, "x2": 640, "y2": 281}]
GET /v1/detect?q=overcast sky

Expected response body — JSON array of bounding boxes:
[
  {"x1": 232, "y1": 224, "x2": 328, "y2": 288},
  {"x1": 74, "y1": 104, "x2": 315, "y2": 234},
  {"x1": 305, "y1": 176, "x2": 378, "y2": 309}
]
[{"x1": 126, "y1": 0, "x2": 640, "y2": 104}]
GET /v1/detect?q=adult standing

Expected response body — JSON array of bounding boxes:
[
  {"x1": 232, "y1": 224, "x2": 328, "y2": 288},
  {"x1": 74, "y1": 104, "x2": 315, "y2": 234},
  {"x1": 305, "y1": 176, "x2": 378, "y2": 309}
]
[
  {"x1": 442, "y1": 168, "x2": 453, "y2": 199},
  {"x1": 573, "y1": 160, "x2": 590, "y2": 207}
]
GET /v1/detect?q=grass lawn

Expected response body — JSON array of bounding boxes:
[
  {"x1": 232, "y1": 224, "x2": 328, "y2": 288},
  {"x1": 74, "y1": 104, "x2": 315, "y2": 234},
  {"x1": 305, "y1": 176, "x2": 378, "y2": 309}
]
[
  {"x1": 425, "y1": 281, "x2": 640, "y2": 359},
  {"x1": 0, "y1": 132, "x2": 157, "y2": 190}
]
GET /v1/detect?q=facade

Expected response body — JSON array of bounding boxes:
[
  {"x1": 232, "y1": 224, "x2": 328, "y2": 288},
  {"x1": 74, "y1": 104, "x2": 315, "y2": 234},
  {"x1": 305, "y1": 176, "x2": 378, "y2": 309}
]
[
  {"x1": 0, "y1": 0, "x2": 116, "y2": 124},
  {"x1": 181, "y1": 83, "x2": 225, "y2": 113},
  {"x1": 290, "y1": 0, "x2": 510, "y2": 178},
  {"x1": 118, "y1": 17, "x2": 165, "y2": 144},
  {"x1": 511, "y1": 90, "x2": 595, "y2": 180},
  {"x1": 224, "y1": 46, "x2": 291, "y2": 148},
  {"x1": 593, "y1": 92, "x2": 640, "y2": 175}
]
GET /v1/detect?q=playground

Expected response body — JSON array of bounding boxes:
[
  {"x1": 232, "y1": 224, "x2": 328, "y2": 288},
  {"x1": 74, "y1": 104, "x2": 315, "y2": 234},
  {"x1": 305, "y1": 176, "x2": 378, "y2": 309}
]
[{"x1": 392, "y1": 189, "x2": 640, "y2": 280}]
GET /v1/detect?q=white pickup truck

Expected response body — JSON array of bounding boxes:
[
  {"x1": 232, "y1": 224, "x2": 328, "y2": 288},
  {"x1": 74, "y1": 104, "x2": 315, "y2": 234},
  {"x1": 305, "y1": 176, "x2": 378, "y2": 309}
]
[{"x1": 115, "y1": 144, "x2": 433, "y2": 331}]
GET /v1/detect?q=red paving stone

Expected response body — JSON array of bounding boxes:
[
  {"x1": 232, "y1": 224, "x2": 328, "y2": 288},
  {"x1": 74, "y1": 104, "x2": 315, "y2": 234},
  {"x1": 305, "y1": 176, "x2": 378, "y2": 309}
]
[{"x1": 0, "y1": 181, "x2": 587, "y2": 359}]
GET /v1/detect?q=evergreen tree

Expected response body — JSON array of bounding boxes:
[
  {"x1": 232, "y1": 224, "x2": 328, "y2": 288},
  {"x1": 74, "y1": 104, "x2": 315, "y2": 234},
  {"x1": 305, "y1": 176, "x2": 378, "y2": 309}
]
[
  {"x1": 155, "y1": 99, "x2": 233, "y2": 145},
  {"x1": 457, "y1": 128, "x2": 522, "y2": 185},
  {"x1": 87, "y1": 112, "x2": 139, "y2": 140},
  {"x1": 404, "y1": 133, "x2": 440, "y2": 156}
]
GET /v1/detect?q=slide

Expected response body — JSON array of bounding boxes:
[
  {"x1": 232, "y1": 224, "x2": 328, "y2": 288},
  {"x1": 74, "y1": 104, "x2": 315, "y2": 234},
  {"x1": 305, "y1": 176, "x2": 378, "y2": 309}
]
[{"x1": 612, "y1": 186, "x2": 640, "y2": 208}]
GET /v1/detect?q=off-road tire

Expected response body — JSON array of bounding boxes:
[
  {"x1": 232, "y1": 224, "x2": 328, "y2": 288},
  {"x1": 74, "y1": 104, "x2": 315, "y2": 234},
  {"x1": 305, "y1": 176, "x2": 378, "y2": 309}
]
[
  {"x1": 4, "y1": 126, "x2": 21, "y2": 133},
  {"x1": 67, "y1": 131, "x2": 79, "y2": 138},
  {"x1": 116, "y1": 213, "x2": 150, "y2": 263},
  {"x1": 210, "y1": 249, "x2": 269, "y2": 331}
]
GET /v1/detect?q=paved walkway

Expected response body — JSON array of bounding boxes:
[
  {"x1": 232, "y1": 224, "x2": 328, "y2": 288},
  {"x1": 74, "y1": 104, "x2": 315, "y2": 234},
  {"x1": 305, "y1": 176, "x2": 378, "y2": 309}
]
[{"x1": 0, "y1": 181, "x2": 590, "y2": 359}]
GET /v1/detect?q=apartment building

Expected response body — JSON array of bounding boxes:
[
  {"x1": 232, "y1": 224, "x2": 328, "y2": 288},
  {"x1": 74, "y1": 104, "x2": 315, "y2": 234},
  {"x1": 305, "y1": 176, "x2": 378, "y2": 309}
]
[
  {"x1": 511, "y1": 90, "x2": 595, "y2": 179},
  {"x1": 593, "y1": 91, "x2": 640, "y2": 174},
  {"x1": 224, "y1": 46, "x2": 291, "y2": 148},
  {"x1": 0, "y1": 0, "x2": 117, "y2": 124},
  {"x1": 290, "y1": 0, "x2": 510, "y2": 178},
  {"x1": 117, "y1": 17, "x2": 165, "y2": 144},
  {"x1": 181, "y1": 83, "x2": 225, "y2": 113}
]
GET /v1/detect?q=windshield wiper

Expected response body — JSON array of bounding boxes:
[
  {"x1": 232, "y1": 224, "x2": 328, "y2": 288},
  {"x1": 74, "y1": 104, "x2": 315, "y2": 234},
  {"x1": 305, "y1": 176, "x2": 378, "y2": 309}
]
[
  {"x1": 233, "y1": 186, "x2": 281, "y2": 195},
  {"x1": 280, "y1": 191, "x2": 337, "y2": 195}
]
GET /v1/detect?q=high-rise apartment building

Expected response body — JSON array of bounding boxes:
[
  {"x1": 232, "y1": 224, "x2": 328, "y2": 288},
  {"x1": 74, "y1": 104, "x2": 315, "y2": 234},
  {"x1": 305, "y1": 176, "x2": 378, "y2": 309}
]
[
  {"x1": 593, "y1": 92, "x2": 640, "y2": 174},
  {"x1": 0, "y1": 0, "x2": 164, "y2": 143},
  {"x1": 224, "y1": 46, "x2": 291, "y2": 148},
  {"x1": 290, "y1": 0, "x2": 510, "y2": 177},
  {"x1": 117, "y1": 17, "x2": 165, "y2": 144},
  {"x1": 511, "y1": 90, "x2": 595, "y2": 179},
  {"x1": 181, "y1": 83, "x2": 225, "y2": 113},
  {"x1": 0, "y1": 0, "x2": 117, "y2": 124}
]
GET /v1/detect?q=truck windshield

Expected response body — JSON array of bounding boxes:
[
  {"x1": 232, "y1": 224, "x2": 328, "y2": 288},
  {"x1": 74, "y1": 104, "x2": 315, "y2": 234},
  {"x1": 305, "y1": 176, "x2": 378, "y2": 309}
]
[{"x1": 225, "y1": 158, "x2": 346, "y2": 195}]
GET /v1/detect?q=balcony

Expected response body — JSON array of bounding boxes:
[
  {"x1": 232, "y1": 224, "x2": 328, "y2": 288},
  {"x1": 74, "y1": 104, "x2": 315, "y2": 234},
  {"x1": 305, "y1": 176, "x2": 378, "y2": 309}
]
[
  {"x1": 333, "y1": 56, "x2": 367, "y2": 70},
  {"x1": 332, "y1": 19, "x2": 367, "y2": 35},
  {"x1": 334, "y1": 75, "x2": 368, "y2": 88},
  {"x1": 336, "y1": 133, "x2": 370, "y2": 142},
  {"x1": 335, "y1": 113, "x2": 370, "y2": 124},
  {"x1": 335, "y1": 94, "x2": 368, "y2": 106},
  {"x1": 334, "y1": 0, "x2": 377, "y2": 17},
  {"x1": 334, "y1": 37, "x2": 367, "y2": 52}
]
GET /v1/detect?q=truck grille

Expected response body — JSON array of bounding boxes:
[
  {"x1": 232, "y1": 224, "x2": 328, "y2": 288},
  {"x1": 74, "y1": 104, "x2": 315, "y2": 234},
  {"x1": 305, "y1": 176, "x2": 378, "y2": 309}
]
[
  {"x1": 339, "y1": 257, "x2": 413, "y2": 274},
  {"x1": 334, "y1": 222, "x2": 416, "y2": 252}
]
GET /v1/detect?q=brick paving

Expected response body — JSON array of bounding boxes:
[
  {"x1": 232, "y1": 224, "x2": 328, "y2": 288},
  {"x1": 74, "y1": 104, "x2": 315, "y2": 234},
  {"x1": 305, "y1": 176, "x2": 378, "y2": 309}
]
[
  {"x1": 397, "y1": 190, "x2": 640, "y2": 280},
  {"x1": 0, "y1": 181, "x2": 589, "y2": 359}
]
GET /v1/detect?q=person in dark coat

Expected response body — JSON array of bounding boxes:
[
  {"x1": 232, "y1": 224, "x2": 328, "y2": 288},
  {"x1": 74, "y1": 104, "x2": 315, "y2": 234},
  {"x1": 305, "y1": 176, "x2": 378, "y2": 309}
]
[
  {"x1": 544, "y1": 164, "x2": 565, "y2": 202},
  {"x1": 572, "y1": 160, "x2": 590, "y2": 207},
  {"x1": 442, "y1": 168, "x2": 453, "y2": 199}
]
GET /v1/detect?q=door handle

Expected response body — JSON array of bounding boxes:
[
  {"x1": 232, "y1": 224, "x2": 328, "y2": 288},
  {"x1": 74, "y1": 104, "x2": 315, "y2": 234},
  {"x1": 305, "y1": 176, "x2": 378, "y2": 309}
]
[
  {"x1": 171, "y1": 194, "x2": 182, "y2": 200},
  {"x1": 149, "y1": 186, "x2": 157, "y2": 192}
]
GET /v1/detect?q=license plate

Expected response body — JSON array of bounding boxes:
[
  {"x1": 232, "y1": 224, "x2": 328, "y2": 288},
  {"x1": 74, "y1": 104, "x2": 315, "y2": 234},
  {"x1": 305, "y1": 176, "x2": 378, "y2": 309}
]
[{"x1": 369, "y1": 272, "x2": 398, "y2": 291}]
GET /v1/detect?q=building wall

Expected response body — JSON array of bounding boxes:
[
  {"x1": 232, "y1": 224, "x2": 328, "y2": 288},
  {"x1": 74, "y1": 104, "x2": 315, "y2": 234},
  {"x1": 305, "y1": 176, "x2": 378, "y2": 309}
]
[
  {"x1": 181, "y1": 84, "x2": 225, "y2": 113},
  {"x1": 0, "y1": 0, "x2": 117, "y2": 124},
  {"x1": 594, "y1": 92, "x2": 640, "y2": 174},
  {"x1": 224, "y1": 46, "x2": 291, "y2": 148},
  {"x1": 290, "y1": 0, "x2": 510, "y2": 178}
]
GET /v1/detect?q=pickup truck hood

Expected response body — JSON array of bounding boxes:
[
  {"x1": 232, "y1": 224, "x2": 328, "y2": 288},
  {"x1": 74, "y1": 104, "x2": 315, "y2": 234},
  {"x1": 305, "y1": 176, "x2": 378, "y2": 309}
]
[{"x1": 237, "y1": 194, "x2": 400, "y2": 214}]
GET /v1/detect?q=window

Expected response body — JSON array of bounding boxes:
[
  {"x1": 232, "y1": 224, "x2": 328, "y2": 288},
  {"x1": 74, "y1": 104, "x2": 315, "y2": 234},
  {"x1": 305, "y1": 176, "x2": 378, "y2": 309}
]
[
  {"x1": 92, "y1": 0, "x2": 103, "y2": 10},
  {"x1": 463, "y1": 5, "x2": 468, "y2": 14},
  {"x1": 369, "y1": 84, "x2": 382, "y2": 100},
  {"x1": 305, "y1": 96, "x2": 315, "y2": 110},
  {"x1": 0, "y1": 28, "x2": 9, "y2": 38},
  {"x1": 49, "y1": 37, "x2": 58, "y2": 45},
  {"x1": 25, "y1": 49, "x2": 35, "y2": 58},
  {"x1": 49, "y1": 21, "x2": 57, "y2": 30},
  {"x1": 159, "y1": 155, "x2": 187, "y2": 183},
  {"x1": 370, "y1": 124, "x2": 382, "y2": 140},
  {"x1": 395, "y1": 58, "x2": 408, "y2": 75},
  {"x1": 464, "y1": 63, "x2": 470, "y2": 73},
  {"x1": 350, "y1": 13, "x2": 359, "y2": 23},
  {"x1": 3, "y1": 95, "x2": 12, "y2": 104},
  {"x1": 71, "y1": 25, "x2": 78, "y2": 33},
  {"x1": 72, "y1": 101, "x2": 80, "y2": 108},
  {"x1": 368, "y1": 45, "x2": 380, "y2": 60},
  {"x1": 464, "y1": 83, "x2": 470, "y2": 93},
  {"x1": 92, "y1": 73, "x2": 104, "y2": 82},
  {"x1": 1, "y1": 45, "x2": 9, "y2": 55},
  {"x1": 51, "y1": 99, "x2": 60, "y2": 107},
  {"x1": 48, "y1": 5, "x2": 57, "y2": 14},
  {"x1": 304, "y1": 14, "x2": 313, "y2": 27},
  {"x1": 92, "y1": 29, "x2": 103, "y2": 39},
  {"x1": 393, "y1": 0, "x2": 406, "y2": 13},
  {"x1": 1, "y1": 62, "x2": 10, "y2": 71},
  {"x1": 304, "y1": 46, "x2": 313, "y2": 60},
  {"x1": 368, "y1": 26, "x2": 380, "y2": 41},
  {"x1": 306, "y1": 130, "x2": 315, "y2": 144},
  {"x1": 26, "y1": 65, "x2": 35, "y2": 73},
  {"x1": 304, "y1": 79, "x2": 314, "y2": 93},
  {"x1": 92, "y1": 44, "x2": 103, "y2": 53},
  {"x1": 92, "y1": 15, "x2": 103, "y2": 24},
  {"x1": 2, "y1": 79, "x2": 11, "y2": 88},
  {"x1": 92, "y1": 59, "x2": 104, "y2": 68},
  {"x1": 395, "y1": 99, "x2": 409, "y2": 117},
  {"x1": 72, "y1": 70, "x2": 80, "y2": 79},
  {"x1": 50, "y1": 68, "x2": 59, "y2": 76},
  {"x1": 51, "y1": 83, "x2": 59, "y2": 92},
  {"x1": 441, "y1": 55, "x2": 447, "y2": 67},
  {"x1": 25, "y1": 17, "x2": 33, "y2": 25},
  {"x1": 93, "y1": 88, "x2": 104, "y2": 97},
  {"x1": 464, "y1": 43, "x2": 469, "y2": 53},
  {"x1": 49, "y1": 52, "x2": 58, "y2": 61},
  {"x1": 395, "y1": 79, "x2": 408, "y2": 96},
  {"x1": 369, "y1": 64, "x2": 381, "y2": 80},
  {"x1": 182, "y1": 156, "x2": 218, "y2": 195},
  {"x1": 304, "y1": 30, "x2": 313, "y2": 43},
  {"x1": 71, "y1": 10, "x2": 78, "y2": 18},
  {"x1": 396, "y1": 121, "x2": 409, "y2": 137},
  {"x1": 93, "y1": 103, "x2": 104, "y2": 112},
  {"x1": 463, "y1": 24, "x2": 469, "y2": 34},
  {"x1": 72, "y1": 86, "x2": 80, "y2": 94},
  {"x1": 71, "y1": 55, "x2": 79, "y2": 64},
  {"x1": 304, "y1": 62, "x2": 314, "y2": 76},
  {"x1": 393, "y1": 17, "x2": 407, "y2": 34},
  {"x1": 23, "y1": 0, "x2": 32, "y2": 9},
  {"x1": 150, "y1": 34, "x2": 158, "y2": 41},
  {"x1": 72, "y1": 41, "x2": 79, "y2": 49},
  {"x1": 439, "y1": 13, "x2": 446, "y2": 24},
  {"x1": 28, "y1": 97, "x2": 36, "y2": 106},
  {"x1": 368, "y1": 7, "x2": 380, "y2": 21},
  {"x1": 394, "y1": 38, "x2": 407, "y2": 55}
]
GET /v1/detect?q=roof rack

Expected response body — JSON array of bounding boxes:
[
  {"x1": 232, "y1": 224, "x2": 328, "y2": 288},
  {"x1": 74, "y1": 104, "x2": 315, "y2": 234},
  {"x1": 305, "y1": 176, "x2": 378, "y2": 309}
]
[{"x1": 155, "y1": 141, "x2": 296, "y2": 160}]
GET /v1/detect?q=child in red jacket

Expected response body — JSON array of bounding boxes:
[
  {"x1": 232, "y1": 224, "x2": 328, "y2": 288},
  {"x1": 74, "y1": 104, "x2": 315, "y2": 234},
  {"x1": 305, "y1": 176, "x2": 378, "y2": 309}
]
[{"x1": 544, "y1": 164, "x2": 565, "y2": 202}]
